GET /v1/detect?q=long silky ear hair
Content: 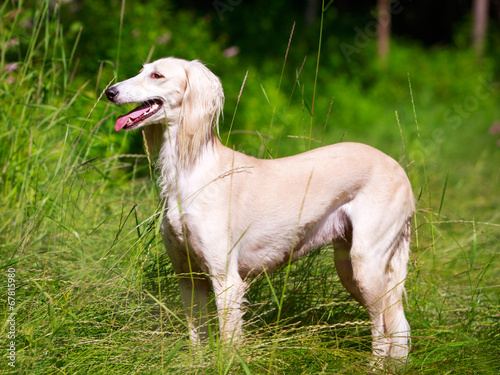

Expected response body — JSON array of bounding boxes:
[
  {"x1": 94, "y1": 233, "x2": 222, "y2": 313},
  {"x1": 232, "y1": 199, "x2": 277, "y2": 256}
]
[{"x1": 178, "y1": 60, "x2": 224, "y2": 165}]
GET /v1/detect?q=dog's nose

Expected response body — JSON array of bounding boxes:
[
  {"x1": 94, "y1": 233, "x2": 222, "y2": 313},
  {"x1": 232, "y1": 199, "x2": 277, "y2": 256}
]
[{"x1": 105, "y1": 86, "x2": 119, "y2": 102}]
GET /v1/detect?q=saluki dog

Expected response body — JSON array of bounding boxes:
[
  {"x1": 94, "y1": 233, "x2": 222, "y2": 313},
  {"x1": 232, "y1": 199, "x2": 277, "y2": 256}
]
[{"x1": 105, "y1": 57, "x2": 415, "y2": 362}]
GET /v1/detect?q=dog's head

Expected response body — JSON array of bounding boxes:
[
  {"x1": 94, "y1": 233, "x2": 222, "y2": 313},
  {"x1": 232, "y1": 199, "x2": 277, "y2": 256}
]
[
  {"x1": 106, "y1": 58, "x2": 224, "y2": 162},
  {"x1": 106, "y1": 57, "x2": 187, "y2": 132},
  {"x1": 106, "y1": 57, "x2": 223, "y2": 131}
]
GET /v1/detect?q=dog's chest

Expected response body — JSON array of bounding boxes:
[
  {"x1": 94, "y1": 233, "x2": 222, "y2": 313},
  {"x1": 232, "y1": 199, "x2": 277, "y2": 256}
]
[{"x1": 161, "y1": 199, "x2": 185, "y2": 245}]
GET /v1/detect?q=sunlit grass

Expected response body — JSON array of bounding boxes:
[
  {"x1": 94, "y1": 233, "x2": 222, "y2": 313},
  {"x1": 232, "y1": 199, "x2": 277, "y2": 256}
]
[{"x1": 1, "y1": 0, "x2": 499, "y2": 374}]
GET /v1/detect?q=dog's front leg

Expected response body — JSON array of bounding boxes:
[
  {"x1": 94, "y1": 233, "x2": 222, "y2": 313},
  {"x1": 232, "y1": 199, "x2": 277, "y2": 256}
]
[
  {"x1": 211, "y1": 272, "x2": 247, "y2": 343},
  {"x1": 178, "y1": 275, "x2": 211, "y2": 346}
]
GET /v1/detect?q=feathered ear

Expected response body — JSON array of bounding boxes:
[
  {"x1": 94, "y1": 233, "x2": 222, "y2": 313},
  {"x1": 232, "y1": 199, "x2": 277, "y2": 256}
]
[{"x1": 178, "y1": 60, "x2": 224, "y2": 165}]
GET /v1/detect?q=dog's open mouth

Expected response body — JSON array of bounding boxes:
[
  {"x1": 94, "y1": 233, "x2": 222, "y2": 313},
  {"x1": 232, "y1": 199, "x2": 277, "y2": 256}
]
[{"x1": 114, "y1": 99, "x2": 163, "y2": 132}]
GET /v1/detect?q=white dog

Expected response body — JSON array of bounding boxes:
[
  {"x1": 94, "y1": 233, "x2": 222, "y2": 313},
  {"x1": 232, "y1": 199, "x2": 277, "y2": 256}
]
[{"x1": 106, "y1": 57, "x2": 415, "y2": 362}]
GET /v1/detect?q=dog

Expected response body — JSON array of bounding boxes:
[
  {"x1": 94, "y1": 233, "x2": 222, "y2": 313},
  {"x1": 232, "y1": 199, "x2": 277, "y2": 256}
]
[{"x1": 105, "y1": 57, "x2": 415, "y2": 362}]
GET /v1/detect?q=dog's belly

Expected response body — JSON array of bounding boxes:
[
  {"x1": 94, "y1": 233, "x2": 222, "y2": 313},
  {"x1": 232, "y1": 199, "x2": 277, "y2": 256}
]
[
  {"x1": 236, "y1": 205, "x2": 351, "y2": 278},
  {"x1": 237, "y1": 240, "x2": 295, "y2": 278}
]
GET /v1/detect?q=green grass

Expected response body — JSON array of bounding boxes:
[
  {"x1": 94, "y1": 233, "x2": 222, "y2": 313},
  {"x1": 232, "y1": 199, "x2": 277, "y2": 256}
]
[{"x1": 1, "y1": 1, "x2": 499, "y2": 374}]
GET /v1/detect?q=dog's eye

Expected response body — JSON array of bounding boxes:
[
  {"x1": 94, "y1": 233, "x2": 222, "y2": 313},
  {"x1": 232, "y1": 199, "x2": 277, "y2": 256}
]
[{"x1": 150, "y1": 72, "x2": 164, "y2": 79}]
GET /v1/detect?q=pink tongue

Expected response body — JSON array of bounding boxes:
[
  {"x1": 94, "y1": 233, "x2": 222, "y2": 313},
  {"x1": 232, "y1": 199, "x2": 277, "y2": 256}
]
[{"x1": 114, "y1": 105, "x2": 151, "y2": 132}]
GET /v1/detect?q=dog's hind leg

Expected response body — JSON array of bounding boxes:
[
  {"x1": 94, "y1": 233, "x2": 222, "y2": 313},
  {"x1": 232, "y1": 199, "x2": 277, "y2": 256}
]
[
  {"x1": 348, "y1": 211, "x2": 411, "y2": 362},
  {"x1": 382, "y1": 219, "x2": 411, "y2": 361},
  {"x1": 333, "y1": 221, "x2": 364, "y2": 305},
  {"x1": 350, "y1": 249, "x2": 392, "y2": 358}
]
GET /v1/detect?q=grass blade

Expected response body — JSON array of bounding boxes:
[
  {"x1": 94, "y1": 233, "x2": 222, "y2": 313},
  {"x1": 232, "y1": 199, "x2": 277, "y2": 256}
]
[
  {"x1": 226, "y1": 70, "x2": 249, "y2": 146},
  {"x1": 438, "y1": 173, "x2": 448, "y2": 219},
  {"x1": 470, "y1": 220, "x2": 477, "y2": 271},
  {"x1": 163, "y1": 339, "x2": 184, "y2": 367},
  {"x1": 235, "y1": 350, "x2": 253, "y2": 375},
  {"x1": 263, "y1": 267, "x2": 280, "y2": 306}
]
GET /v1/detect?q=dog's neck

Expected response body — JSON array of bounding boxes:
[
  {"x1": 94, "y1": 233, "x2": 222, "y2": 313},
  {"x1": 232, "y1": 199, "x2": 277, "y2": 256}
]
[{"x1": 157, "y1": 120, "x2": 223, "y2": 200}]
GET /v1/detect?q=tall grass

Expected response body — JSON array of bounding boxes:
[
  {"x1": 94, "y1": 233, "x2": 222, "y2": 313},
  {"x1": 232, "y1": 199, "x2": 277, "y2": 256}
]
[{"x1": 1, "y1": 0, "x2": 499, "y2": 374}]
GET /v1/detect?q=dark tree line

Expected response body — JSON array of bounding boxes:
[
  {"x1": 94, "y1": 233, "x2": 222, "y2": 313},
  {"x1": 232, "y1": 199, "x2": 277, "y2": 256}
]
[
  {"x1": 182, "y1": 0, "x2": 500, "y2": 64},
  {"x1": 373, "y1": 0, "x2": 492, "y2": 62}
]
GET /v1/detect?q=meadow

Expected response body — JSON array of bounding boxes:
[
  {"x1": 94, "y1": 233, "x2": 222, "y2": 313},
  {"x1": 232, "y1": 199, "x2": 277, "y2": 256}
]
[{"x1": 1, "y1": 1, "x2": 499, "y2": 374}]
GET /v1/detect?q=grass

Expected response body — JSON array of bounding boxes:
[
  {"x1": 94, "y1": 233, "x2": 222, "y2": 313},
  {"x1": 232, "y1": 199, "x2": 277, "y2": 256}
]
[{"x1": 1, "y1": 1, "x2": 499, "y2": 374}]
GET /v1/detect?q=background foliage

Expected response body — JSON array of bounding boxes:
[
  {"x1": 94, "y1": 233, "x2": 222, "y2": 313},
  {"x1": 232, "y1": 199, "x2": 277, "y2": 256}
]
[{"x1": 1, "y1": 0, "x2": 499, "y2": 373}]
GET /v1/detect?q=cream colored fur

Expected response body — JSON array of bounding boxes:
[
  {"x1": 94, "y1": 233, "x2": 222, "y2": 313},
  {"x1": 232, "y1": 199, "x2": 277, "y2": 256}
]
[{"x1": 106, "y1": 57, "x2": 415, "y2": 363}]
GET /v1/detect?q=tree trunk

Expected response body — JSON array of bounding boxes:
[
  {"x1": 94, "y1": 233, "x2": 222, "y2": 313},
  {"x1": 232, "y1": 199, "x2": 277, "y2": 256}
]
[
  {"x1": 377, "y1": 0, "x2": 391, "y2": 66},
  {"x1": 472, "y1": 0, "x2": 490, "y2": 57},
  {"x1": 305, "y1": 0, "x2": 319, "y2": 26}
]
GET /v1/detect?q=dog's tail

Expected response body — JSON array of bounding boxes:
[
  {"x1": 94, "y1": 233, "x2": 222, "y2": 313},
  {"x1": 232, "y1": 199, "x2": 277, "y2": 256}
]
[{"x1": 384, "y1": 217, "x2": 412, "y2": 360}]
